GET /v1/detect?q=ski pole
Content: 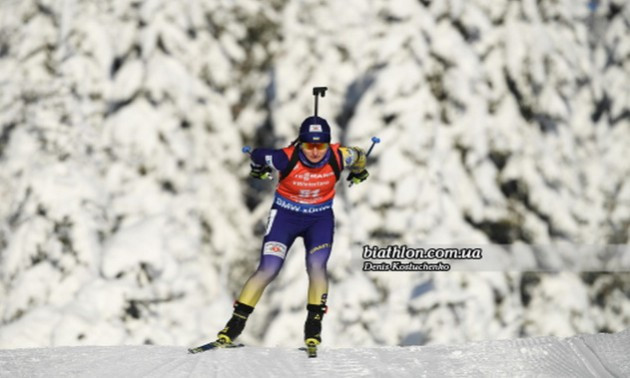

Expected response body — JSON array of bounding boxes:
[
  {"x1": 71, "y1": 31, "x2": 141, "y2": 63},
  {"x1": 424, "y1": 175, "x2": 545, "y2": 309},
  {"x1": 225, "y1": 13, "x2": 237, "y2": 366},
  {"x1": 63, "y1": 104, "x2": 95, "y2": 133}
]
[
  {"x1": 349, "y1": 136, "x2": 380, "y2": 187},
  {"x1": 242, "y1": 146, "x2": 272, "y2": 180},
  {"x1": 365, "y1": 136, "x2": 381, "y2": 157}
]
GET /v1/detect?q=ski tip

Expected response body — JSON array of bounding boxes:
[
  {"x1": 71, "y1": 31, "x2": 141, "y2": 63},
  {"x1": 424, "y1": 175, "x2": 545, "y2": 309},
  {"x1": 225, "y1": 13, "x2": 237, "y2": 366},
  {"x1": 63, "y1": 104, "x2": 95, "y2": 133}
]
[
  {"x1": 299, "y1": 345, "x2": 318, "y2": 356},
  {"x1": 187, "y1": 341, "x2": 245, "y2": 354},
  {"x1": 304, "y1": 340, "x2": 319, "y2": 358}
]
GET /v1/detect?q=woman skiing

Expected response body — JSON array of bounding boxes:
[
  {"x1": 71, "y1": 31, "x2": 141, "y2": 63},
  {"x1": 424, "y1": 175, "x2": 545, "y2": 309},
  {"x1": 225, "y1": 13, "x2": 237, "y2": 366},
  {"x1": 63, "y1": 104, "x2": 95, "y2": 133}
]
[{"x1": 215, "y1": 115, "x2": 369, "y2": 353}]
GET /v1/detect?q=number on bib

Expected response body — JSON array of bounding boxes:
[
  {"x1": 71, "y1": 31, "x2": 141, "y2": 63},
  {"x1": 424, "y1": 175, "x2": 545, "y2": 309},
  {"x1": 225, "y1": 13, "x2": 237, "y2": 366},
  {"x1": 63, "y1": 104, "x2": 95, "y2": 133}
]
[{"x1": 298, "y1": 189, "x2": 320, "y2": 198}]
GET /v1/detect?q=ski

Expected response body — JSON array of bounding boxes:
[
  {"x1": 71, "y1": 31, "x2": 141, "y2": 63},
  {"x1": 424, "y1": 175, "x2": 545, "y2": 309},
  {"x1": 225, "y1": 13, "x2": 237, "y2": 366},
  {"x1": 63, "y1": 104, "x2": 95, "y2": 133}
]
[
  {"x1": 188, "y1": 340, "x2": 244, "y2": 354},
  {"x1": 299, "y1": 342, "x2": 318, "y2": 358},
  {"x1": 306, "y1": 343, "x2": 317, "y2": 358}
]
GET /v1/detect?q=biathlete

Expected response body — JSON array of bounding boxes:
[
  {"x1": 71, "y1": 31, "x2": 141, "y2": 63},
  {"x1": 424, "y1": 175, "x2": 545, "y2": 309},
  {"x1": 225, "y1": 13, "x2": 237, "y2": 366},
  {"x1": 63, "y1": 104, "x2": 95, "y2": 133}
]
[{"x1": 216, "y1": 115, "x2": 370, "y2": 350}]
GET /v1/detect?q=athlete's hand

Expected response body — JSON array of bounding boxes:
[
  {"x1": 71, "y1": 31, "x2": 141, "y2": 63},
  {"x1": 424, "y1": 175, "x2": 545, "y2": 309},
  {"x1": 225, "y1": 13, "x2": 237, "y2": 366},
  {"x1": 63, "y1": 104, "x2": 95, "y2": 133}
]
[
  {"x1": 347, "y1": 169, "x2": 369, "y2": 185},
  {"x1": 250, "y1": 163, "x2": 273, "y2": 180}
]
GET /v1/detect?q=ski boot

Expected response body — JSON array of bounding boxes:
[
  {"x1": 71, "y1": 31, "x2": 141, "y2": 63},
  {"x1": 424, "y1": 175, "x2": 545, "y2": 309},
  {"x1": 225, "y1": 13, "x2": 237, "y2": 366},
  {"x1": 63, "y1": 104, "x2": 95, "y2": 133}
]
[
  {"x1": 187, "y1": 302, "x2": 254, "y2": 354},
  {"x1": 218, "y1": 301, "x2": 254, "y2": 344},
  {"x1": 304, "y1": 304, "x2": 327, "y2": 358}
]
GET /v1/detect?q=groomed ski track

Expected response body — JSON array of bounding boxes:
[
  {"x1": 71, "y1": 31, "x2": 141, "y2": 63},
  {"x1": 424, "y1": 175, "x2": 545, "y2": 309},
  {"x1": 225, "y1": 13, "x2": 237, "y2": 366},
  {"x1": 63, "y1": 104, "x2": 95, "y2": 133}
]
[{"x1": 1, "y1": 329, "x2": 628, "y2": 377}]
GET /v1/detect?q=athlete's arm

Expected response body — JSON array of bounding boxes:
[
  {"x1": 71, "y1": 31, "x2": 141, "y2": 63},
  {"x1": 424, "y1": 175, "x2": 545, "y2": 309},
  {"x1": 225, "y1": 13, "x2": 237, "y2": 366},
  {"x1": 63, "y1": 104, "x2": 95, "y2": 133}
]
[
  {"x1": 250, "y1": 148, "x2": 289, "y2": 172},
  {"x1": 338, "y1": 146, "x2": 367, "y2": 173}
]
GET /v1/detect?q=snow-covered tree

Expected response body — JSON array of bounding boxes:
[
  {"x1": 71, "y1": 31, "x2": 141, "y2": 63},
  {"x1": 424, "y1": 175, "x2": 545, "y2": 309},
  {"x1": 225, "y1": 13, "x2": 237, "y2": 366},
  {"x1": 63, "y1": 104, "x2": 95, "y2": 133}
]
[{"x1": 0, "y1": 0, "x2": 628, "y2": 348}]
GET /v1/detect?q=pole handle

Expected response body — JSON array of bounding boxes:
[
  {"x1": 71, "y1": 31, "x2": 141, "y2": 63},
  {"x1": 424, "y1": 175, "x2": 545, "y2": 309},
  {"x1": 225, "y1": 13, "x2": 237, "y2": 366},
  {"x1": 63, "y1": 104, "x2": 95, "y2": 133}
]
[{"x1": 243, "y1": 146, "x2": 273, "y2": 180}]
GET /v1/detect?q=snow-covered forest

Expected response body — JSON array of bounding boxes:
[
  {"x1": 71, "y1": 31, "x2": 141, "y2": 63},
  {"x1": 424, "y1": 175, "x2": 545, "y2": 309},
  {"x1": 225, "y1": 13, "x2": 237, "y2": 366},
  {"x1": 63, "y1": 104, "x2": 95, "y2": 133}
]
[{"x1": 0, "y1": 0, "x2": 628, "y2": 349}]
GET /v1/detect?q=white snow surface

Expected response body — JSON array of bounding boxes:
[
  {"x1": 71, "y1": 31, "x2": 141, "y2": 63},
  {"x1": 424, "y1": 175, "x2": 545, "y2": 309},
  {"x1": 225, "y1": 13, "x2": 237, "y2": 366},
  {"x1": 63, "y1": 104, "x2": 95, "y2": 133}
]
[
  {"x1": 0, "y1": 0, "x2": 629, "y2": 356},
  {"x1": 0, "y1": 329, "x2": 628, "y2": 378},
  {"x1": 0, "y1": 330, "x2": 630, "y2": 378}
]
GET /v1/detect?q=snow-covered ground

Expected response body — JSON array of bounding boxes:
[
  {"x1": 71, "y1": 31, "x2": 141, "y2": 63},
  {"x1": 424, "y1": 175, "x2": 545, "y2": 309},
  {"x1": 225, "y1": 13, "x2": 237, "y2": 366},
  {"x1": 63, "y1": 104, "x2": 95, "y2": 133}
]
[{"x1": 1, "y1": 329, "x2": 628, "y2": 378}]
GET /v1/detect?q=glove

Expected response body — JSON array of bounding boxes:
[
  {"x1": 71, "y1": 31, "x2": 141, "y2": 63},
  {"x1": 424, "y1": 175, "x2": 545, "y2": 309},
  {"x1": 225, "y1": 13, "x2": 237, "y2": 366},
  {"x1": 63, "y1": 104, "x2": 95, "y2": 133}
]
[
  {"x1": 250, "y1": 163, "x2": 272, "y2": 180},
  {"x1": 347, "y1": 169, "x2": 369, "y2": 185}
]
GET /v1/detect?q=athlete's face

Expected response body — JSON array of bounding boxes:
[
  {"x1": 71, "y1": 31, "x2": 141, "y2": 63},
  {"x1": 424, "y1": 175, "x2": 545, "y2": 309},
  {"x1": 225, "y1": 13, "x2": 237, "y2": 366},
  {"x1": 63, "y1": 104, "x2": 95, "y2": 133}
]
[{"x1": 301, "y1": 142, "x2": 329, "y2": 163}]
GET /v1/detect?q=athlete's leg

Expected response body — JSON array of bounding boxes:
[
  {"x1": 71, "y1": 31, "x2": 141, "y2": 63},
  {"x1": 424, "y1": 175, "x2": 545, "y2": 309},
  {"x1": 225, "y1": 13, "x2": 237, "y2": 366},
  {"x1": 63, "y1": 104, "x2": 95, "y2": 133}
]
[
  {"x1": 303, "y1": 210, "x2": 334, "y2": 305},
  {"x1": 219, "y1": 207, "x2": 300, "y2": 342},
  {"x1": 302, "y1": 210, "x2": 334, "y2": 345},
  {"x1": 237, "y1": 251, "x2": 286, "y2": 307},
  {"x1": 237, "y1": 208, "x2": 299, "y2": 307}
]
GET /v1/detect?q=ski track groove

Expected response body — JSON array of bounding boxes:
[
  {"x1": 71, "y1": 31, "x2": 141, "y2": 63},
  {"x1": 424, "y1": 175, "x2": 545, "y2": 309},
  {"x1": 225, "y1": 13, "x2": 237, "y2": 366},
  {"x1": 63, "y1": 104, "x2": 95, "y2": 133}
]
[
  {"x1": 44, "y1": 347, "x2": 135, "y2": 377},
  {"x1": 324, "y1": 349, "x2": 371, "y2": 377},
  {"x1": 136, "y1": 353, "x2": 186, "y2": 378},
  {"x1": 69, "y1": 347, "x2": 153, "y2": 377},
  {"x1": 128, "y1": 347, "x2": 196, "y2": 378},
  {"x1": 78, "y1": 347, "x2": 145, "y2": 376},
  {"x1": 186, "y1": 349, "x2": 204, "y2": 378}
]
